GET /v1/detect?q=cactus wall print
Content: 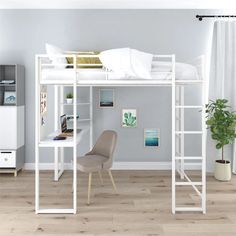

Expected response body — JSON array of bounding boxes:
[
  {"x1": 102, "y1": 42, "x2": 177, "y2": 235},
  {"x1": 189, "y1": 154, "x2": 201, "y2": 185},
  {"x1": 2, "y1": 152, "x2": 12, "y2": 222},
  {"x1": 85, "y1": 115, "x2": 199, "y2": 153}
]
[{"x1": 122, "y1": 109, "x2": 137, "y2": 128}]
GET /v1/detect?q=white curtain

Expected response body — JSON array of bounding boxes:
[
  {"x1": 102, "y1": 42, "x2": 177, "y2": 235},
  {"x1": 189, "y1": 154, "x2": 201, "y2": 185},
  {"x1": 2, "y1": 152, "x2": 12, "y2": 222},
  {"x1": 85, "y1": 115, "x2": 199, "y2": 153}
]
[{"x1": 208, "y1": 20, "x2": 236, "y2": 173}]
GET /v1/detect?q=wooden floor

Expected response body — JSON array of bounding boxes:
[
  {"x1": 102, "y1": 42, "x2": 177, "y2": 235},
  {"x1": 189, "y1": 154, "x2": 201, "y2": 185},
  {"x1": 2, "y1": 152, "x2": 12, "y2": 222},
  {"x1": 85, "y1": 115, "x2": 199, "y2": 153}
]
[{"x1": 0, "y1": 170, "x2": 236, "y2": 236}]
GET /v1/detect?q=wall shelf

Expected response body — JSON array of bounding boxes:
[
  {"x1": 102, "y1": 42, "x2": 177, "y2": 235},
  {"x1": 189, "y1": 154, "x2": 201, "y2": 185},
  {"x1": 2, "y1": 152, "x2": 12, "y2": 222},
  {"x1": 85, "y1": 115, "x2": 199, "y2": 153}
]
[{"x1": 0, "y1": 84, "x2": 16, "y2": 86}]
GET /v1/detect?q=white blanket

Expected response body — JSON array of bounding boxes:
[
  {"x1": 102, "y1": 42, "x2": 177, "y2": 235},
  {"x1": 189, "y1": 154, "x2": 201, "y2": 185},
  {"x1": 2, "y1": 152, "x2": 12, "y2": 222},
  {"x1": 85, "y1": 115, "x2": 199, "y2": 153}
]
[
  {"x1": 153, "y1": 61, "x2": 199, "y2": 80},
  {"x1": 99, "y1": 48, "x2": 153, "y2": 79}
]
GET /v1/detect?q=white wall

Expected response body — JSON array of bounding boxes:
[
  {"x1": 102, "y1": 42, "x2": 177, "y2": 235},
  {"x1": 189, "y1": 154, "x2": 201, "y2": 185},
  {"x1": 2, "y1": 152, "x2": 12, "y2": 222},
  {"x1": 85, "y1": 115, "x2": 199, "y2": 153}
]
[{"x1": 0, "y1": 9, "x2": 219, "y2": 171}]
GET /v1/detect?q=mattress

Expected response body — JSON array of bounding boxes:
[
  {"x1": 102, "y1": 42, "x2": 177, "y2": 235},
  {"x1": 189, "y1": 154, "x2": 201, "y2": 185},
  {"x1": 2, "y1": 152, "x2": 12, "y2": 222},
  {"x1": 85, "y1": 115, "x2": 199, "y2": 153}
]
[{"x1": 41, "y1": 62, "x2": 200, "y2": 81}]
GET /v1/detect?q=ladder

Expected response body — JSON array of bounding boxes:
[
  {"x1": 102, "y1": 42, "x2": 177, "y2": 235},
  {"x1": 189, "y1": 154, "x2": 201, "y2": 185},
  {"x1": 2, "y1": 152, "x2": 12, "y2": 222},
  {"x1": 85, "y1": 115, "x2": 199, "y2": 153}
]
[{"x1": 171, "y1": 57, "x2": 206, "y2": 214}]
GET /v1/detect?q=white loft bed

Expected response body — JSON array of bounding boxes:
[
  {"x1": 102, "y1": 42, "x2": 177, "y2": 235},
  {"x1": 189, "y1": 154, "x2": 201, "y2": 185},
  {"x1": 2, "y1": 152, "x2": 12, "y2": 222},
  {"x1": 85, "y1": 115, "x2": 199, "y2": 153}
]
[{"x1": 35, "y1": 54, "x2": 206, "y2": 215}]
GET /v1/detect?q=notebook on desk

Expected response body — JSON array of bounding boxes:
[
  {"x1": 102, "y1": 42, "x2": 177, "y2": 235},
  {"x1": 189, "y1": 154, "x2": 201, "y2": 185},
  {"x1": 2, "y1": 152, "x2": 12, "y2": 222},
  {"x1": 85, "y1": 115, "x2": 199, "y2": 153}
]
[{"x1": 58, "y1": 114, "x2": 82, "y2": 137}]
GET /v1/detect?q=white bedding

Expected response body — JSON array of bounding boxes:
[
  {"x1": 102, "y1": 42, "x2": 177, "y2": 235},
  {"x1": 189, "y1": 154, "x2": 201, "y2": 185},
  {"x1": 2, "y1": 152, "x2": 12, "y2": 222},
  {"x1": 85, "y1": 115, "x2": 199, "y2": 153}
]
[
  {"x1": 153, "y1": 62, "x2": 199, "y2": 80},
  {"x1": 99, "y1": 48, "x2": 153, "y2": 79},
  {"x1": 41, "y1": 45, "x2": 200, "y2": 81},
  {"x1": 41, "y1": 62, "x2": 199, "y2": 81}
]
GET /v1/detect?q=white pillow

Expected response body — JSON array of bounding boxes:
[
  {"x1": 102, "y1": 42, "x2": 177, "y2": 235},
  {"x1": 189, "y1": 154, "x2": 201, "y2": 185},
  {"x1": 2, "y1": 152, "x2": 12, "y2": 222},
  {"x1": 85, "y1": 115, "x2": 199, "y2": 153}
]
[{"x1": 45, "y1": 43, "x2": 67, "y2": 68}]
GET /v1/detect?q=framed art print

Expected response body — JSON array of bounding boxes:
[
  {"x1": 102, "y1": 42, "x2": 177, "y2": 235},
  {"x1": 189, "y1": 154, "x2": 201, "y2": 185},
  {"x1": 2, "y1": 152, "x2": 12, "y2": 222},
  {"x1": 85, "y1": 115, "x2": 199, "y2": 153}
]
[
  {"x1": 4, "y1": 91, "x2": 16, "y2": 105},
  {"x1": 40, "y1": 92, "x2": 47, "y2": 114},
  {"x1": 122, "y1": 109, "x2": 137, "y2": 128},
  {"x1": 99, "y1": 89, "x2": 114, "y2": 108},
  {"x1": 144, "y1": 128, "x2": 160, "y2": 147}
]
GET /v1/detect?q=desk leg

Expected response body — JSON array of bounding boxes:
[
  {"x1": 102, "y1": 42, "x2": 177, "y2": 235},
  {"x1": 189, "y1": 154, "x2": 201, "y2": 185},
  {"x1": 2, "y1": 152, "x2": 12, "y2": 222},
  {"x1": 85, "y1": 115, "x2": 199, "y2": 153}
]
[
  {"x1": 54, "y1": 147, "x2": 59, "y2": 181},
  {"x1": 58, "y1": 147, "x2": 64, "y2": 179},
  {"x1": 54, "y1": 147, "x2": 64, "y2": 181},
  {"x1": 73, "y1": 146, "x2": 77, "y2": 214}
]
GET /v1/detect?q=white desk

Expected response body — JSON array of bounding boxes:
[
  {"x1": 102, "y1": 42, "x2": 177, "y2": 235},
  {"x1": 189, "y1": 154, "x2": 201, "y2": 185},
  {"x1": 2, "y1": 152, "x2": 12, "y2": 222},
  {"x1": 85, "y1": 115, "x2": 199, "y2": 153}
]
[{"x1": 35, "y1": 125, "x2": 89, "y2": 214}]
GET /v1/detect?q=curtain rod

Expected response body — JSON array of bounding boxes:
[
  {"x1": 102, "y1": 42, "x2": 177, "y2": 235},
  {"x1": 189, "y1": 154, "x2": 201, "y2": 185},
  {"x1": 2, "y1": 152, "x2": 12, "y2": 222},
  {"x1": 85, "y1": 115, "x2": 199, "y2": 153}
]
[{"x1": 196, "y1": 15, "x2": 236, "y2": 21}]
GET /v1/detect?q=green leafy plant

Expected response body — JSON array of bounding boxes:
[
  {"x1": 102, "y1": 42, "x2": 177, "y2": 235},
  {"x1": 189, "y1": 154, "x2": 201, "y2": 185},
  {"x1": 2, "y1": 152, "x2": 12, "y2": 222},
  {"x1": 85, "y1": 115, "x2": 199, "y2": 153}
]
[
  {"x1": 66, "y1": 92, "x2": 73, "y2": 99},
  {"x1": 123, "y1": 112, "x2": 136, "y2": 127},
  {"x1": 206, "y1": 99, "x2": 236, "y2": 162}
]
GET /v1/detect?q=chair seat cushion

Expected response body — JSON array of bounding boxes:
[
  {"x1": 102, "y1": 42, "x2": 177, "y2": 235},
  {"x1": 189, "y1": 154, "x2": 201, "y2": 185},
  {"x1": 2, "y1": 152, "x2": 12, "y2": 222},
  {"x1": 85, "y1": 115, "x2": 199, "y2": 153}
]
[{"x1": 77, "y1": 155, "x2": 107, "y2": 172}]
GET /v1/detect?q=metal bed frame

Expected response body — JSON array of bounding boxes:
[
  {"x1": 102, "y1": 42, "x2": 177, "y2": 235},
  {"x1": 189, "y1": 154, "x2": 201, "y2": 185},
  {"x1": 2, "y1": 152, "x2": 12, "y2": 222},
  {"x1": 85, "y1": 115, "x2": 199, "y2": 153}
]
[{"x1": 35, "y1": 54, "x2": 206, "y2": 214}]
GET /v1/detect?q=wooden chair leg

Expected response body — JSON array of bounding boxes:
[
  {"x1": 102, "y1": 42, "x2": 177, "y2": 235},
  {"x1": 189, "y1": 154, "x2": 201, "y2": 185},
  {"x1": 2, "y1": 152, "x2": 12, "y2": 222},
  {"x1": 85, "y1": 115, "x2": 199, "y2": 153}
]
[
  {"x1": 107, "y1": 170, "x2": 117, "y2": 193},
  {"x1": 98, "y1": 171, "x2": 104, "y2": 185},
  {"x1": 87, "y1": 172, "x2": 92, "y2": 205}
]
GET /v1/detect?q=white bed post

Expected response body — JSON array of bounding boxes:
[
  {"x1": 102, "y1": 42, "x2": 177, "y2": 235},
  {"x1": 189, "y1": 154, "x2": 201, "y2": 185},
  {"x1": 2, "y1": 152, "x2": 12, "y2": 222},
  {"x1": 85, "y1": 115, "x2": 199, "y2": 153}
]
[
  {"x1": 89, "y1": 86, "x2": 93, "y2": 150},
  {"x1": 35, "y1": 55, "x2": 40, "y2": 214},
  {"x1": 175, "y1": 86, "x2": 180, "y2": 176},
  {"x1": 73, "y1": 55, "x2": 77, "y2": 214},
  {"x1": 54, "y1": 85, "x2": 59, "y2": 181},
  {"x1": 202, "y1": 58, "x2": 206, "y2": 214},
  {"x1": 59, "y1": 86, "x2": 65, "y2": 175},
  {"x1": 54, "y1": 85, "x2": 65, "y2": 181},
  {"x1": 171, "y1": 54, "x2": 176, "y2": 214},
  {"x1": 180, "y1": 86, "x2": 185, "y2": 180}
]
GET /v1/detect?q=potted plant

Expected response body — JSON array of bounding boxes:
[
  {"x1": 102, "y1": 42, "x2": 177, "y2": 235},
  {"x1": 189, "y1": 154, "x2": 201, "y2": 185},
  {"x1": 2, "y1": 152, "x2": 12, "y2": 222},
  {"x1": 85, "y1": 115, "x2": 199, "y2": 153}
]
[
  {"x1": 66, "y1": 92, "x2": 73, "y2": 104},
  {"x1": 206, "y1": 99, "x2": 236, "y2": 181}
]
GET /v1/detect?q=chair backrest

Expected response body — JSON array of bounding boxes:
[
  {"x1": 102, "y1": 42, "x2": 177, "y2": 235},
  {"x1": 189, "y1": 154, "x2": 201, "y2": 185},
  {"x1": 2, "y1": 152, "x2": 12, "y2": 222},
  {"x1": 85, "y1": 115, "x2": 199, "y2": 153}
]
[{"x1": 88, "y1": 130, "x2": 117, "y2": 168}]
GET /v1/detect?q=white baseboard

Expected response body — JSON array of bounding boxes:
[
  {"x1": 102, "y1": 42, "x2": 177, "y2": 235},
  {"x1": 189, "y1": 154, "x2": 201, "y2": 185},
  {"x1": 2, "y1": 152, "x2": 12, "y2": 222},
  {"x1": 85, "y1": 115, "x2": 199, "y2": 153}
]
[
  {"x1": 24, "y1": 162, "x2": 200, "y2": 170},
  {"x1": 112, "y1": 162, "x2": 172, "y2": 170},
  {"x1": 24, "y1": 163, "x2": 72, "y2": 170}
]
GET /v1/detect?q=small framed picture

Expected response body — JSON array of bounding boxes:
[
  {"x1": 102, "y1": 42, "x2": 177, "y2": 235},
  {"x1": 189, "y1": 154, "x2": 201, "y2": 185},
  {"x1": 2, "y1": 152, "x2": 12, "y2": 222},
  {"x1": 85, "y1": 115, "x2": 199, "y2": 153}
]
[
  {"x1": 122, "y1": 109, "x2": 137, "y2": 128},
  {"x1": 40, "y1": 92, "x2": 47, "y2": 114},
  {"x1": 144, "y1": 129, "x2": 160, "y2": 147},
  {"x1": 4, "y1": 91, "x2": 16, "y2": 105},
  {"x1": 99, "y1": 89, "x2": 114, "y2": 108}
]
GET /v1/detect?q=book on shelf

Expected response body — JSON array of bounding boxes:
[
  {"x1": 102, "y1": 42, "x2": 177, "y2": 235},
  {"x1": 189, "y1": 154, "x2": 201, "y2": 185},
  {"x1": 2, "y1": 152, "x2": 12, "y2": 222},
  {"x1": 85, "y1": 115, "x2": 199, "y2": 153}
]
[{"x1": 0, "y1": 80, "x2": 15, "y2": 84}]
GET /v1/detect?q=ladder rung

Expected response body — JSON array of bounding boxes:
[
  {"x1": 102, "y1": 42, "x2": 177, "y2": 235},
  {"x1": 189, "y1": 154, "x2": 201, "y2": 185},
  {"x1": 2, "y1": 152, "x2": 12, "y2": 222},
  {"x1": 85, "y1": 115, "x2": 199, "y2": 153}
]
[
  {"x1": 175, "y1": 207, "x2": 203, "y2": 212},
  {"x1": 175, "y1": 156, "x2": 203, "y2": 160},
  {"x1": 175, "y1": 131, "x2": 203, "y2": 134},
  {"x1": 175, "y1": 182, "x2": 202, "y2": 186},
  {"x1": 175, "y1": 105, "x2": 202, "y2": 109}
]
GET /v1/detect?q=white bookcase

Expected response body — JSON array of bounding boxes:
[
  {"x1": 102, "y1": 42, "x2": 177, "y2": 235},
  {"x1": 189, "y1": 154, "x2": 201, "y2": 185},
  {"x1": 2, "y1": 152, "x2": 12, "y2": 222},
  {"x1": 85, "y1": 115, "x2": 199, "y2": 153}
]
[{"x1": 0, "y1": 65, "x2": 25, "y2": 176}]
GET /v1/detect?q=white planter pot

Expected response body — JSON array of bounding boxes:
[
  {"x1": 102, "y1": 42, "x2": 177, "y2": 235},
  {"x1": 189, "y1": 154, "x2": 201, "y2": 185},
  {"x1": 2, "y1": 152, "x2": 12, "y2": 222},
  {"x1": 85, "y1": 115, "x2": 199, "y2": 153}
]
[
  {"x1": 214, "y1": 160, "x2": 231, "y2": 181},
  {"x1": 66, "y1": 98, "x2": 73, "y2": 104}
]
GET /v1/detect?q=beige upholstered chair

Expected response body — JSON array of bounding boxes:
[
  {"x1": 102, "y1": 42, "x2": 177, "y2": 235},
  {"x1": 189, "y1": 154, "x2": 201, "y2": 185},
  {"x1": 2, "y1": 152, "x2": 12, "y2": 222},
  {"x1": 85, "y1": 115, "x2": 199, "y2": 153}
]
[{"x1": 77, "y1": 130, "x2": 117, "y2": 205}]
